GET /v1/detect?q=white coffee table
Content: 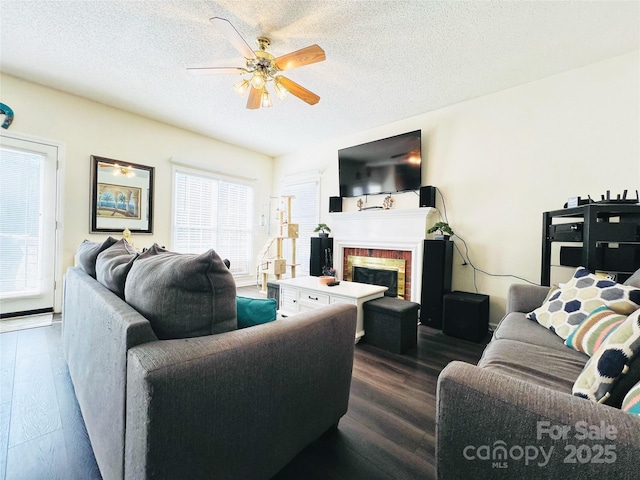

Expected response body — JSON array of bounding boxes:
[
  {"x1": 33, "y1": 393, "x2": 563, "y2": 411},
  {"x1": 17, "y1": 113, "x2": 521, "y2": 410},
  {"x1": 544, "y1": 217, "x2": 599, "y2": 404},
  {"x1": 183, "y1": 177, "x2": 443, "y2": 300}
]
[{"x1": 277, "y1": 277, "x2": 387, "y2": 342}]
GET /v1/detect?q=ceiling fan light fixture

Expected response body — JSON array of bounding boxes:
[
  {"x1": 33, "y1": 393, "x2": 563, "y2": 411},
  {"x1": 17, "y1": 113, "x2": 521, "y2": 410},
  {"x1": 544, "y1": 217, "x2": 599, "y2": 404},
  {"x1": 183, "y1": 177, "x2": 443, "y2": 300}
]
[
  {"x1": 250, "y1": 72, "x2": 266, "y2": 89},
  {"x1": 192, "y1": 17, "x2": 325, "y2": 110},
  {"x1": 233, "y1": 79, "x2": 250, "y2": 96},
  {"x1": 274, "y1": 78, "x2": 289, "y2": 100},
  {"x1": 261, "y1": 89, "x2": 272, "y2": 108}
]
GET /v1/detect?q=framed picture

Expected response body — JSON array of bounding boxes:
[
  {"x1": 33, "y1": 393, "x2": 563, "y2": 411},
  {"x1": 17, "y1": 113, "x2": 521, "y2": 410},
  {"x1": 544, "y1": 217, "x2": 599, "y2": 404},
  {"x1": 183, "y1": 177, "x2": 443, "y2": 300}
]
[{"x1": 90, "y1": 155, "x2": 154, "y2": 234}]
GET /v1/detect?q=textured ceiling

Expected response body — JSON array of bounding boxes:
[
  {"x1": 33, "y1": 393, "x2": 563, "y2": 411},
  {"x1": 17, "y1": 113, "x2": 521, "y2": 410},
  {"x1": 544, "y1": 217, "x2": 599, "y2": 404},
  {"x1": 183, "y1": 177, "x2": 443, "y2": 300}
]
[{"x1": 1, "y1": 1, "x2": 638, "y2": 157}]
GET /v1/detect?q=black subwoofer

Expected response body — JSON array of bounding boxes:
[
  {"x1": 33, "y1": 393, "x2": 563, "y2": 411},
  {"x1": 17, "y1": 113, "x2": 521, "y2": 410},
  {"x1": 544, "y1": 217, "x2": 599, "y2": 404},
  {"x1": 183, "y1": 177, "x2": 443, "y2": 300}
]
[{"x1": 443, "y1": 291, "x2": 490, "y2": 343}]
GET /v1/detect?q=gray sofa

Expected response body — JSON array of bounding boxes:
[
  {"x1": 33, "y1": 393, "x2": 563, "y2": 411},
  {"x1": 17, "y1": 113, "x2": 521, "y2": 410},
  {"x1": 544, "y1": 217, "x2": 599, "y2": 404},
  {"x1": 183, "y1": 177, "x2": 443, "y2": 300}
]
[
  {"x1": 437, "y1": 279, "x2": 640, "y2": 479},
  {"x1": 62, "y1": 266, "x2": 357, "y2": 480}
]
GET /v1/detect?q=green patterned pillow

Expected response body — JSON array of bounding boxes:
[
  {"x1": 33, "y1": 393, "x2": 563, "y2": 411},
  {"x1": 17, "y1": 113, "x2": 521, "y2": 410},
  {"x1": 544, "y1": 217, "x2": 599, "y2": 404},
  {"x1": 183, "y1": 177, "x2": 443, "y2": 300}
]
[
  {"x1": 565, "y1": 305, "x2": 626, "y2": 356},
  {"x1": 573, "y1": 309, "x2": 640, "y2": 403},
  {"x1": 527, "y1": 267, "x2": 640, "y2": 340},
  {"x1": 621, "y1": 380, "x2": 640, "y2": 415}
]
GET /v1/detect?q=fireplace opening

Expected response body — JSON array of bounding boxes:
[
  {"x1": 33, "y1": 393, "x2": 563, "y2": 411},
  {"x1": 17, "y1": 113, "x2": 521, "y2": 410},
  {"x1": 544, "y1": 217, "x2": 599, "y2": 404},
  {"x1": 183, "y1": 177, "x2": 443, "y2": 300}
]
[
  {"x1": 353, "y1": 266, "x2": 398, "y2": 297},
  {"x1": 346, "y1": 255, "x2": 406, "y2": 299}
]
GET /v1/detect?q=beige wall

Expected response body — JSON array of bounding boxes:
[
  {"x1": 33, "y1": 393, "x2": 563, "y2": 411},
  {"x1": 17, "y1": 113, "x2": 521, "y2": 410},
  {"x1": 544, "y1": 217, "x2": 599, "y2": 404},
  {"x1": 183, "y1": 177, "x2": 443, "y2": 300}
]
[
  {"x1": 1, "y1": 73, "x2": 274, "y2": 310},
  {"x1": 273, "y1": 52, "x2": 640, "y2": 325}
]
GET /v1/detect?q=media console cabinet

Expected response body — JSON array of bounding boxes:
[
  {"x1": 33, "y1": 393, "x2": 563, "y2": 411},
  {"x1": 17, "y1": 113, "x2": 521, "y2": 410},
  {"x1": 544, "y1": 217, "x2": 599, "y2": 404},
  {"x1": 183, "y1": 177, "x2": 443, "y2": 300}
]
[{"x1": 278, "y1": 276, "x2": 387, "y2": 342}]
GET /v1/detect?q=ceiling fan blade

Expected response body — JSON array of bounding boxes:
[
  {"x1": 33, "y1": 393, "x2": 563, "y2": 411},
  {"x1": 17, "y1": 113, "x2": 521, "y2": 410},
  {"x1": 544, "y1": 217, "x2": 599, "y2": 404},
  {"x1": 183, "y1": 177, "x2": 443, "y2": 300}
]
[
  {"x1": 277, "y1": 76, "x2": 320, "y2": 105},
  {"x1": 246, "y1": 86, "x2": 262, "y2": 109},
  {"x1": 275, "y1": 45, "x2": 326, "y2": 71},
  {"x1": 210, "y1": 17, "x2": 257, "y2": 60},
  {"x1": 187, "y1": 67, "x2": 247, "y2": 75}
]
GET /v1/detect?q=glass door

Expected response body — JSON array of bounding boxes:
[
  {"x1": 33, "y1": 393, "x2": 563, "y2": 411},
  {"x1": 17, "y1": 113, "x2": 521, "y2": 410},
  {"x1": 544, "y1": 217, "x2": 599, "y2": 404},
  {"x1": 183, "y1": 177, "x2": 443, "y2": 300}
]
[{"x1": 0, "y1": 135, "x2": 58, "y2": 317}]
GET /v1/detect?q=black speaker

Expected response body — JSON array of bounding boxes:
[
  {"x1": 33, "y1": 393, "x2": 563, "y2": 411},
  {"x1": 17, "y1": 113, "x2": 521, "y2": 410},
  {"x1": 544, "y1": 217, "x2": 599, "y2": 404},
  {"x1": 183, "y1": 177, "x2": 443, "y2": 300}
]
[
  {"x1": 420, "y1": 239, "x2": 453, "y2": 328},
  {"x1": 419, "y1": 186, "x2": 436, "y2": 208},
  {"x1": 329, "y1": 196, "x2": 342, "y2": 212},
  {"x1": 310, "y1": 237, "x2": 333, "y2": 276},
  {"x1": 443, "y1": 292, "x2": 490, "y2": 343}
]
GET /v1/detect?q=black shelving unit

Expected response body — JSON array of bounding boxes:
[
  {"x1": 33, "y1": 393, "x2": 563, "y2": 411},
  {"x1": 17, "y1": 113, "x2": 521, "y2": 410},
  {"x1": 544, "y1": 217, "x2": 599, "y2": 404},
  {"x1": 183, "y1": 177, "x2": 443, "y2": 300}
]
[{"x1": 541, "y1": 204, "x2": 640, "y2": 286}]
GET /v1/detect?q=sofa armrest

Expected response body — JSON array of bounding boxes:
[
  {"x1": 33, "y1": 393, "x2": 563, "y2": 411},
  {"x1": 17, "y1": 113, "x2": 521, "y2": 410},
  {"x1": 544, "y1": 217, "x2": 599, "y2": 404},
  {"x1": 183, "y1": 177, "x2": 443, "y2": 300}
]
[
  {"x1": 62, "y1": 267, "x2": 157, "y2": 480},
  {"x1": 436, "y1": 361, "x2": 640, "y2": 480},
  {"x1": 506, "y1": 283, "x2": 550, "y2": 314},
  {"x1": 125, "y1": 303, "x2": 357, "y2": 480}
]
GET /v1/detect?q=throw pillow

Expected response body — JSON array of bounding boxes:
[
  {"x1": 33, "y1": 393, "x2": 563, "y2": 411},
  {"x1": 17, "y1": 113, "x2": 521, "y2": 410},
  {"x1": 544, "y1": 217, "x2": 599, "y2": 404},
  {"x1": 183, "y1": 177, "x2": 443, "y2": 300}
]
[
  {"x1": 564, "y1": 305, "x2": 627, "y2": 356},
  {"x1": 124, "y1": 244, "x2": 237, "y2": 339},
  {"x1": 76, "y1": 237, "x2": 118, "y2": 278},
  {"x1": 236, "y1": 296, "x2": 277, "y2": 329},
  {"x1": 95, "y1": 238, "x2": 138, "y2": 298},
  {"x1": 624, "y1": 267, "x2": 640, "y2": 289},
  {"x1": 572, "y1": 308, "x2": 640, "y2": 403},
  {"x1": 621, "y1": 379, "x2": 640, "y2": 416},
  {"x1": 526, "y1": 266, "x2": 640, "y2": 339}
]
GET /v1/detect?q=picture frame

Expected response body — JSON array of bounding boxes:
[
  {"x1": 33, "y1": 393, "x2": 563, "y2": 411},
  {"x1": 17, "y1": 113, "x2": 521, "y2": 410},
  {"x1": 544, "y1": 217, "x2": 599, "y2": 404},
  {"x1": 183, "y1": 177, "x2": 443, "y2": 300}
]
[{"x1": 90, "y1": 155, "x2": 154, "y2": 234}]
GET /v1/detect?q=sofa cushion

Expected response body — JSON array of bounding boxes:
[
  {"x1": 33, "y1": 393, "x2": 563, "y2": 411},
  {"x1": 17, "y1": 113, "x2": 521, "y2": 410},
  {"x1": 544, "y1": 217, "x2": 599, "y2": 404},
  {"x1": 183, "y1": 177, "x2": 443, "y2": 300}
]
[
  {"x1": 124, "y1": 244, "x2": 237, "y2": 339},
  {"x1": 526, "y1": 266, "x2": 640, "y2": 340},
  {"x1": 478, "y1": 338, "x2": 588, "y2": 393},
  {"x1": 494, "y1": 312, "x2": 572, "y2": 353},
  {"x1": 95, "y1": 239, "x2": 138, "y2": 298},
  {"x1": 76, "y1": 237, "x2": 118, "y2": 278},
  {"x1": 622, "y1": 380, "x2": 640, "y2": 415},
  {"x1": 236, "y1": 296, "x2": 277, "y2": 329},
  {"x1": 572, "y1": 308, "x2": 640, "y2": 403},
  {"x1": 564, "y1": 305, "x2": 627, "y2": 356}
]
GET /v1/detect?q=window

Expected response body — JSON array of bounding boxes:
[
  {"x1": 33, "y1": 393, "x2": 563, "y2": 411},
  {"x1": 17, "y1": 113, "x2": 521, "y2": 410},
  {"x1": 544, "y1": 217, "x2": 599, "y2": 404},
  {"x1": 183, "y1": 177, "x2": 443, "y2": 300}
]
[
  {"x1": 281, "y1": 173, "x2": 320, "y2": 276},
  {"x1": 173, "y1": 167, "x2": 253, "y2": 275}
]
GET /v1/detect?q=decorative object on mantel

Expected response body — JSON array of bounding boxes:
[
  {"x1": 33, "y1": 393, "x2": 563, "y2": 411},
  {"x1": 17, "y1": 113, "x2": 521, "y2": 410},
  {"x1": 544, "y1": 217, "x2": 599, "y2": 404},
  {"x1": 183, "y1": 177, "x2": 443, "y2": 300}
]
[
  {"x1": 0, "y1": 103, "x2": 14, "y2": 129},
  {"x1": 357, "y1": 198, "x2": 364, "y2": 211},
  {"x1": 382, "y1": 194, "x2": 394, "y2": 210},
  {"x1": 314, "y1": 223, "x2": 331, "y2": 237},
  {"x1": 427, "y1": 221, "x2": 454, "y2": 240}
]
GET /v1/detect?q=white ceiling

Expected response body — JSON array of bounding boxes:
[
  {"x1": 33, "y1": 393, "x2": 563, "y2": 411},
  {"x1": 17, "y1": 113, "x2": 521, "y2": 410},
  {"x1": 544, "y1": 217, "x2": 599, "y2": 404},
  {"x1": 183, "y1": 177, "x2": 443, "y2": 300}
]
[{"x1": 1, "y1": 1, "x2": 638, "y2": 157}]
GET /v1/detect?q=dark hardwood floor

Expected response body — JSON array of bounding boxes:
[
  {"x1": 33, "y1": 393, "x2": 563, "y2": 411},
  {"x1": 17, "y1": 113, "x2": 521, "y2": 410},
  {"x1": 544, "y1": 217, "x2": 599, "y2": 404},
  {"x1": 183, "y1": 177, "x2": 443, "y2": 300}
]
[{"x1": 0, "y1": 315, "x2": 487, "y2": 480}]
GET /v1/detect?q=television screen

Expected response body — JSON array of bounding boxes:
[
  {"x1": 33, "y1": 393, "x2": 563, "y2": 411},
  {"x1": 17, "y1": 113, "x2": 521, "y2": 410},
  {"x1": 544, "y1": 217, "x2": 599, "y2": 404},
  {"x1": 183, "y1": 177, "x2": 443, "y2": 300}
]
[{"x1": 338, "y1": 130, "x2": 422, "y2": 197}]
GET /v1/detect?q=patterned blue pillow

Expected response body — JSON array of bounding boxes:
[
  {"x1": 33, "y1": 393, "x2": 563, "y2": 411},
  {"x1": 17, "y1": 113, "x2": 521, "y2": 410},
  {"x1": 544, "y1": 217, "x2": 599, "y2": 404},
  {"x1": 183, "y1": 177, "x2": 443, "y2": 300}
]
[{"x1": 527, "y1": 267, "x2": 640, "y2": 339}]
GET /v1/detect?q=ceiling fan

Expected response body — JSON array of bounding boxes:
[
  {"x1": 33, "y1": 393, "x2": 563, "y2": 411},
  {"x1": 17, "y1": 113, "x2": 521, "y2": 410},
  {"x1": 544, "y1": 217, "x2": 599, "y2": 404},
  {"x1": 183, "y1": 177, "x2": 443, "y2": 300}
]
[{"x1": 188, "y1": 17, "x2": 326, "y2": 110}]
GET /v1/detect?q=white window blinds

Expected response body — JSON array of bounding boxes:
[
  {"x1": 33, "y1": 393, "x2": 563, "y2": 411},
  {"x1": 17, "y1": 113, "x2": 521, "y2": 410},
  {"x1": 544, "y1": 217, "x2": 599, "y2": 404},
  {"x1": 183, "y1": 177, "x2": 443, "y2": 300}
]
[
  {"x1": 173, "y1": 168, "x2": 253, "y2": 275},
  {"x1": 282, "y1": 174, "x2": 320, "y2": 276},
  {"x1": 0, "y1": 148, "x2": 43, "y2": 296}
]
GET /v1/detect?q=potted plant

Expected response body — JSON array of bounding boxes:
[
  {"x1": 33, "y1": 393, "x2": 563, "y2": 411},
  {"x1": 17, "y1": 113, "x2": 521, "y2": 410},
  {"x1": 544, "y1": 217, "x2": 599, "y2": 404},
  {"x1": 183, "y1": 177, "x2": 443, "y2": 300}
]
[
  {"x1": 427, "y1": 221, "x2": 454, "y2": 240},
  {"x1": 314, "y1": 223, "x2": 331, "y2": 238}
]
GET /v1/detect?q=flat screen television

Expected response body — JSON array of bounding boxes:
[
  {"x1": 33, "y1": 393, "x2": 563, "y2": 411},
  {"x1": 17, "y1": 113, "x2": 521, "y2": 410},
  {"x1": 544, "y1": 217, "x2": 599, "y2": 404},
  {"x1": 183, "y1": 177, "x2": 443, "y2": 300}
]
[{"x1": 338, "y1": 130, "x2": 422, "y2": 198}]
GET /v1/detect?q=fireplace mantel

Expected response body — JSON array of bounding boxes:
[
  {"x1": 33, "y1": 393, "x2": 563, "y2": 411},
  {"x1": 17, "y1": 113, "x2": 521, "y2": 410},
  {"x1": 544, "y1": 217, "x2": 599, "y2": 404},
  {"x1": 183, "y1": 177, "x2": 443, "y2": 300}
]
[{"x1": 329, "y1": 207, "x2": 436, "y2": 301}]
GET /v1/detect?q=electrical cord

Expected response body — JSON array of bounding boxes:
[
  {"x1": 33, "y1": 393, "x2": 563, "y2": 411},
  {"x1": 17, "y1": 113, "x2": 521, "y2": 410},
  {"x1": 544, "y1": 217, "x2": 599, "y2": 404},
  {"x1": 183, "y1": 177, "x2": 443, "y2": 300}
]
[{"x1": 434, "y1": 187, "x2": 539, "y2": 291}]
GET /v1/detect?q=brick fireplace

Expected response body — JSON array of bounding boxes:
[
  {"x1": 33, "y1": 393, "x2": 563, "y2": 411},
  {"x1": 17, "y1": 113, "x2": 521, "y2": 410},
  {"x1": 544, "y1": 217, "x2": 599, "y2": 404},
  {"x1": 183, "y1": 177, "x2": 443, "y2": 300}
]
[{"x1": 329, "y1": 207, "x2": 436, "y2": 302}]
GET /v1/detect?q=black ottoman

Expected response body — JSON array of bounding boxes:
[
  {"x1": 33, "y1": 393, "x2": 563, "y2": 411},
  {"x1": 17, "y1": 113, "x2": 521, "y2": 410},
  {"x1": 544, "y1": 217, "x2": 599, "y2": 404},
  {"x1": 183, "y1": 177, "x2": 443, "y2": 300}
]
[{"x1": 363, "y1": 297, "x2": 420, "y2": 354}]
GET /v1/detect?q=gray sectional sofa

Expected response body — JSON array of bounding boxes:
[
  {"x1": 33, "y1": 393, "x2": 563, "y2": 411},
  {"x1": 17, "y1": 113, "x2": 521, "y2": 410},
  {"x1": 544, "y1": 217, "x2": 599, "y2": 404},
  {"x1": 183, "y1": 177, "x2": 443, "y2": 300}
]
[
  {"x1": 62, "y1": 245, "x2": 357, "y2": 479},
  {"x1": 436, "y1": 275, "x2": 640, "y2": 479}
]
